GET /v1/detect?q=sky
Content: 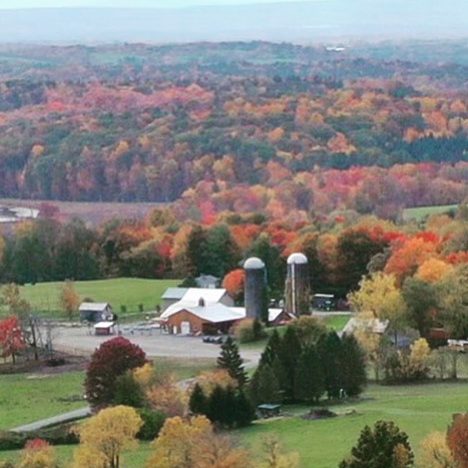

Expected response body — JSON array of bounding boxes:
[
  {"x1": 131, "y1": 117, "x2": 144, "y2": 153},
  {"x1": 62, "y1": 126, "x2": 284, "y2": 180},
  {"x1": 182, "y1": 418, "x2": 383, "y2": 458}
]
[{"x1": 0, "y1": 0, "x2": 317, "y2": 8}]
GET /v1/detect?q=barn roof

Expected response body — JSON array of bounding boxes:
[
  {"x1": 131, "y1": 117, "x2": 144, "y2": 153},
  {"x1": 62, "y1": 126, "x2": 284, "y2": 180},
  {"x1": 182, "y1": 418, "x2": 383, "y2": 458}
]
[
  {"x1": 161, "y1": 287, "x2": 188, "y2": 300},
  {"x1": 79, "y1": 302, "x2": 111, "y2": 312},
  {"x1": 161, "y1": 302, "x2": 245, "y2": 324},
  {"x1": 179, "y1": 288, "x2": 228, "y2": 305}
]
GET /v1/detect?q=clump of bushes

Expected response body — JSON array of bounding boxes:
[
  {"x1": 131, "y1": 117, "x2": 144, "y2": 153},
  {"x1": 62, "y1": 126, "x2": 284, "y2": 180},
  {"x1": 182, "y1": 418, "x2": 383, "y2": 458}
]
[{"x1": 233, "y1": 318, "x2": 266, "y2": 343}]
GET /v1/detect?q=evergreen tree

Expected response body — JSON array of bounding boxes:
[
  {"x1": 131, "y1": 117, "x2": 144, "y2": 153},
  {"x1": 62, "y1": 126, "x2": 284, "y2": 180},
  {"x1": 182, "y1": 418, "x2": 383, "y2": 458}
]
[
  {"x1": 259, "y1": 329, "x2": 282, "y2": 367},
  {"x1": 235, "y1": 390, "x2": 256, "y2": 427},
  {"x1": 340, "y1": 420, "x2": 414, "y2": 467},
  {"x1": 318, "y1": 331, "x2": 343, "y2": 399},
  {"x1": 294, "y1": 345, "x2": 324, "y2": 403},
  {"x1": 113, "y1": 372, "x2": 145, "y2": 408},
  {"x1": 249, "y1": 363, "x2": 281, "y2": 406},
  {"x1": 188, "y1": 383, "x2": 208, "y2": 415},
  {"x1": 217, "y1": 336, "x2": 248, "y2": 387},
  {"x1": 277, "y1": 326, "x2": 302, "y2": 400},
  {"x1": 341, "y1": 334, "x2": 367, "y2": 397}
]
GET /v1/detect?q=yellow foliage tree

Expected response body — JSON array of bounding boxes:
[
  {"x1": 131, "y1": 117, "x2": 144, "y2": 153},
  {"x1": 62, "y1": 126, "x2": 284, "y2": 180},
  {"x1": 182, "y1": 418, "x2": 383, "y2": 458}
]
[
  {"x1": 194, "y1": 369, "x2": 237, "y2": 397},
  {"x1": 419, "y1": 432, "x2": 456, "y2": 468},
  {"x1": 146, "y1": 374, "x2": 187, "y2": 417},
  {"x1": 146, "y1": 415, "x2": 251, "y2": 468},
  {"x1": 18, "y1": 439, "x2": 57, "y2": 468},
  {"x1": 59, "y1": 280, "x2": 80, "y2": 320},
  {"x1": 72, "y1": 405, "x2": 143, "y2": 468},
  {"x1": 259, "y1": 436, "x2": 300, "y2": 468},
  {"x1": 409, "y1": 338, "x2": 431, "y2": 375},
  {"x1": 416, "y1": 258, "x2": 453, "y2": 284}
]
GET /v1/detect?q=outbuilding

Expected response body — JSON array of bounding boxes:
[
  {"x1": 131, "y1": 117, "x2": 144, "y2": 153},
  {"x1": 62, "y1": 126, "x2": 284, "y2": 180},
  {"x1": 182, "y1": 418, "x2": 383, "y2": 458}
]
[{"x1": 79, "y1": 302, "x2": 113, "y2": 323}]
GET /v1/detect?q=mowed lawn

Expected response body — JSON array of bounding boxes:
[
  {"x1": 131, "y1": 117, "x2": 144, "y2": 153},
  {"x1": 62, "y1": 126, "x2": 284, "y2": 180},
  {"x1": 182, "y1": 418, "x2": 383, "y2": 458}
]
[
  {"x1": 11, "y1": 278, "x2": 180, "y2": 316},
  {"x1": 0, "y1": 371, "x2": 85, "y2": 431},
  {"x1": 239, "y1": 382, "x2": 468, "y2": 468},
  {"x1": 403, "y1": 204, "x2": 458, "y2": 221}
]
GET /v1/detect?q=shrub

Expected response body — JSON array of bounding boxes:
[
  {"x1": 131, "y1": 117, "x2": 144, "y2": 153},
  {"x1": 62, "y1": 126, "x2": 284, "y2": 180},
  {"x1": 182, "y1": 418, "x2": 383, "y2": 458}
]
[
  {"x1": 85, "y1": 337, "x2": 147, "y2": 408},
  {"x1": 137, "y1": 409, "x2": 166, "y2": 441},
  {"x1": 234, "y1": 318, "x2": 266, "y2": 343},
  {"x1": 120, "y1": 305, "x2": 127, "y2": 314}
]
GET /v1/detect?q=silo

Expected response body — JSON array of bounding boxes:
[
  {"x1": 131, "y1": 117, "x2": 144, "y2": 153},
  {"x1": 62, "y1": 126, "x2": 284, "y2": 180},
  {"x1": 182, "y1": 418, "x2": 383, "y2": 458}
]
[
  {"x1": 285, "y1": 253, "x2": 310, "y2": 316},
  {"x1": 244, "y1": 257, "x2": 267, "y2": 321}
]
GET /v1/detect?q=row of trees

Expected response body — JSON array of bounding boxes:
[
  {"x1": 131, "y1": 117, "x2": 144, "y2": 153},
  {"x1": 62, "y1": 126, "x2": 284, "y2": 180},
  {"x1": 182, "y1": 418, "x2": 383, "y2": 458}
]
[
  {"x1": 249, "y1": 319, "x2": 367, "y2": 405},
  {"x1": 1, "y1": 203, "x2": 466, "y2": 300}
]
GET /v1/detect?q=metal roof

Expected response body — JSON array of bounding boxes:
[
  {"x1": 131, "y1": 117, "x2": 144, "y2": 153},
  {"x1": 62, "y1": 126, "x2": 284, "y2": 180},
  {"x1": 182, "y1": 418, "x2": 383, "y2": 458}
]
[
  {"x1": 161, "y1": 287, "x2": 189, "y2": 300},
  {"x1": 79, "y1": 302, "x2": 111, "y2": 312},
  {"x1": 179, "y1": 288, "x2": 228, "y2": 305},
  {"x1": 161, "y1": 302, "x2": 245, "y2": 324}
]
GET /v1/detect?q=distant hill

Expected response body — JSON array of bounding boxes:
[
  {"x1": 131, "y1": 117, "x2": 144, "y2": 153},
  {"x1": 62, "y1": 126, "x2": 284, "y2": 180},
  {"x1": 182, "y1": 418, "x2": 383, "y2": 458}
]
[{"x1": 0, "y1": 1, "x2": 467, "y2": 44}]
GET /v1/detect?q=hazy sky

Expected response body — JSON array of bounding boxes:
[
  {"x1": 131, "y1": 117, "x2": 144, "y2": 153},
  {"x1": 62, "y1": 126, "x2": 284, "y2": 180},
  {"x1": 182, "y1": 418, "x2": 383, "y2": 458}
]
[{"x1": 0, "y1": 0, "x2": 316, "y2": 8}]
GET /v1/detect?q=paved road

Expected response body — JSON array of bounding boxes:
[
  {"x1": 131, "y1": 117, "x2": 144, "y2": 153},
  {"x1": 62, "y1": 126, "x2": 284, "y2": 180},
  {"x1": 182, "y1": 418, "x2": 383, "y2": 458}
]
[
  {"x1": 11, "y1": 407, "x2": 91, "y2": 433},
  {"x1": 51, "y1": 326, "x2": 262, "y2": 368}
]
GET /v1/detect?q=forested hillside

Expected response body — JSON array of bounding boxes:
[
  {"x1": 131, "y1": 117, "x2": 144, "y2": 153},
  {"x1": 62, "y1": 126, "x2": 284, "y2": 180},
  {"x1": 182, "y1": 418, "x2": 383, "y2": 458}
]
[{"x1": 0, "y1": 42, "x2": 466, "y2": 219}]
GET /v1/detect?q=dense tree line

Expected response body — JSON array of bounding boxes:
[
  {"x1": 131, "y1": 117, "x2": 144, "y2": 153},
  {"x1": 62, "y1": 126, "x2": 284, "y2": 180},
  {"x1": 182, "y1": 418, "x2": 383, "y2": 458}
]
[
  {"x1": 249, "y1": 321, "x2": 367, "y2": 405},
  {"x1": 0, "y1": 43, "x2": 466, "y2": 208}
]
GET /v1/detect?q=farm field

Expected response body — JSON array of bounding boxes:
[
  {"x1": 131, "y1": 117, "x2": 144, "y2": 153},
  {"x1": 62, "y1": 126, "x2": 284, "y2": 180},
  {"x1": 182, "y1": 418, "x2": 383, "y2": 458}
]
[
  {"x1": 402, "y1": 204, "x2": 458, "y2": 221},
  {"x1": 1, "y1": 382, "x2": 467, "y2": 467},
  {"x1": 4, "y1": 278, "x2": 180, "y2": 317},
  {"x1": 239, "y1": 382, "x2": 468, "y2": 467},
  {"x1": 0, "y1": 199, "x2": 163, "y2": 226},
  {"x1": 0, "y1": 371, "x2": 85, "y2": 431}
]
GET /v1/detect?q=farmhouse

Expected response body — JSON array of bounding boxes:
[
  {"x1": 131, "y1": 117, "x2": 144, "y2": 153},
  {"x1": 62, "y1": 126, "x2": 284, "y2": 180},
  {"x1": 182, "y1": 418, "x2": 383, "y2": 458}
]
[
  {"x1": 79, "y1": 302, "x2": 113, "y2": 323},
  {"x1": 195, "y1": 274, "x2": 219, "y2": 288}
]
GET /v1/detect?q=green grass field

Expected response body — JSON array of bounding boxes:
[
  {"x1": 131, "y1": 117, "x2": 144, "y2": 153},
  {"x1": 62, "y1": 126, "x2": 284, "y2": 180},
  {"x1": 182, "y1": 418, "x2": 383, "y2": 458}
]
[
  {"x1": 1, "y1": 381, "x2": 466, "y2": 467},
  {"x1": 5, "y1": 278, "x2": 180, "y2": 317},
  {"x1": 0, "y1": 371, "x2": 85, "y2": 431},
  {"x1": 403, "y1": 204, "x2": 458, "y2": 221},
  {"x1": 239, "y1": 382, "x2": 468, "y2": 467}
]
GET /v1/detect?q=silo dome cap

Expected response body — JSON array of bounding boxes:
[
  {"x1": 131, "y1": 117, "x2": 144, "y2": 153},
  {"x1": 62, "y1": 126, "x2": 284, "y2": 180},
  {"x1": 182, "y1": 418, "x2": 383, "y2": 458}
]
[
  {"x1": 287, "y1": 253, "x2": 308, "y2": 265},
  {"x1": 244, "y1": 257, "x2": 265, "y2": 269}
]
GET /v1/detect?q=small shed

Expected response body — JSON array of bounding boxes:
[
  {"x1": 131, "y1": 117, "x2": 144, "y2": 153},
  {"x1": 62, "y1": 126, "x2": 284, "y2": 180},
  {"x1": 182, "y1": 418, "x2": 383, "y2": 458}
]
[
  {"x1": 94, "y1": 321, "x2": 115, "y2": 336},
  {"x1": 195, "y1": 274, "x2": 220, "y2": 289},
  {"x1": 79, "y1": 302, "x2": 113, "y2": 323},
  {"x1": 257, "y1": 404, "x2": 282, "y2": 418}
]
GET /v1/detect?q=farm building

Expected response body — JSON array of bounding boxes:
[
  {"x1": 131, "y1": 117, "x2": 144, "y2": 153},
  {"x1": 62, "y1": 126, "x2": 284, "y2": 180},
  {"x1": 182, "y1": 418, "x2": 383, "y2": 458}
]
[
  {"x1": 160, "y1": 288, "x2": 237, "y2": 334},
  {"x1": 195, "y1": 274, "x2": 220, "y2": 289},
  {"x1": 161, "y1": 287, "x2": 189, "y2": 311},
  {"x1": 79, "y1": 302, "x2": 113, "y2": 323}
]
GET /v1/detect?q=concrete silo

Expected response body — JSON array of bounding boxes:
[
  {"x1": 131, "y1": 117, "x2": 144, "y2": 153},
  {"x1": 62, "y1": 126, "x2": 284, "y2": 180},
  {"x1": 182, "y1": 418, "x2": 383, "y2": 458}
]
[
  {"x1": 285, "y1": 252, "x2": 310, "y2": 316},
  {"x1": 244, "y1": 257, "x2": 267, "y2": 321}
]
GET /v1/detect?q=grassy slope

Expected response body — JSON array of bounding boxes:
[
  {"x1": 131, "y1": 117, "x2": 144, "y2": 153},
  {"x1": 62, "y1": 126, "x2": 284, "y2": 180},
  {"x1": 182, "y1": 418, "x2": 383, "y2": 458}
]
[
  {"x1": 0, "y1": 372, "x2": 85, "y2": 431},
  {"x1": 239, "y1": 382, "x2": 468, "y2": 468},
  {"x1": 403, "y1": 204, "x2": 458, "y2": 221},
  {"x1": 2, "y1": 382, "x2": 467, "y2": 467},
  {"x1": 12, "y1": 278, "x2": 180, "y2": 316}
]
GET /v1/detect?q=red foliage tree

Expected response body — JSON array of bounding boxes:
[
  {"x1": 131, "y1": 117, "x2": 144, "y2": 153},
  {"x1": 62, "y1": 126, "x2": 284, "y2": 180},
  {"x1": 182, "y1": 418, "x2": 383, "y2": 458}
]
[
  {"x1": 0, "y1": 316, "x2": 25, "y2": 364},
  {"x1": 447, "y1": 413, "x2": 468, "y2": 467},
  {"x1": 85, "y1": 337, "x2": 147, "y2": 408},
  {"x1": 222, "y1": 269, "x2": 245, "y2": 302}
]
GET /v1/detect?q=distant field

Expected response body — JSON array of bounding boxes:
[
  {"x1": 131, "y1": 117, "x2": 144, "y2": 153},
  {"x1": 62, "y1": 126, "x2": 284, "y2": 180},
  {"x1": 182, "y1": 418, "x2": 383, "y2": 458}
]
[
  {"x1": 0, "y1": 199, "x2": 164, "y2": 226},
  {"x1": 4, "y1": 278, "x2": 180, "y2": 317},
  {"x1": 403, "y1": 204, "x2": 458, "y2": 221}
]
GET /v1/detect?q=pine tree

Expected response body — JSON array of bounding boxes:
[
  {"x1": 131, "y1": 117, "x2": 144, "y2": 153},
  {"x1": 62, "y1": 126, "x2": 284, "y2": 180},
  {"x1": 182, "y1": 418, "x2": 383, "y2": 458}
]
[
  {"x1": 341, "y1": 334, "x2": 367, "y2": 397},
  {"x1": 249, "y1": 363, "x2": 281, "y2": 406},
  {"x1": 259, "y1": 329, "x2": 282, "y2": 367},
  {"x1": 340, "y1": 420, "x2": 414, "y2": 467},
  {"x1": 189, "y1": 383, "x2": 208, "y2": 415},
  {"x1": 294, "y1": 345, "x2": 324, "y2": 403},
  {"x1": 318, "y1": 331, "x2": 343, "y2": 399},
  {"x1": 217, "y1": 336, "x2": 248, "y2": 387},
  {"x1": 277, "y1": 326, "x2": 302, "y2": 400},
  {"x1": 235, "y1": 390, "x2": 256, "y2": 427}
]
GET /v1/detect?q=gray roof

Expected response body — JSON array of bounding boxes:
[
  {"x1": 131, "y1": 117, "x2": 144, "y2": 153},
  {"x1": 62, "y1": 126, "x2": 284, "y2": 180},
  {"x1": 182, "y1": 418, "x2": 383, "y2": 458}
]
[{"x1": 161, "y1": 287, "x2": 189, "y2": 300}]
